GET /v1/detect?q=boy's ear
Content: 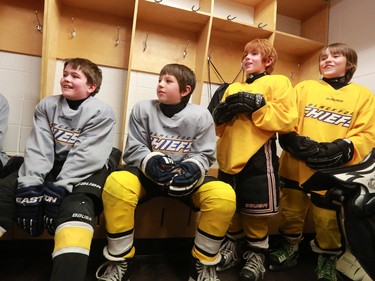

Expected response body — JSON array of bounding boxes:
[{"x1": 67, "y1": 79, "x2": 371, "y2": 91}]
[
  {"x1": 181, "y1": 85, "x2": 191, "y2": 97},
  {"x1": 265, "y1": 57, "x2": 274, "y2": 67},
  {"x1": 87, "y1": 83, "x2": 97, "y2": 94}
]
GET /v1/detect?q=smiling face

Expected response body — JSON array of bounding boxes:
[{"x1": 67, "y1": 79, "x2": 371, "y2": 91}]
[
  {"x1": 60, "y1": 64, "x2": 97, "y2": 100},
  {"x1": 157, "y1": 73, "x2": 191, "y2": 105},
  {"x1": 319, "y1": 48, "x2": 348, "y2": 79}
]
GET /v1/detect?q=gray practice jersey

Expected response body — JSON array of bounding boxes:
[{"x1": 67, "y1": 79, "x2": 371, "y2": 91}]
[
  {"x1": 0, "y1": 93, "x2": 10, "y2": 167},
  {"x1": 18, "y1": 95, "x2": 116, "y2": 192},
  {"x1": 124, "y1": 100, "x2": 216, "y2": 172}
]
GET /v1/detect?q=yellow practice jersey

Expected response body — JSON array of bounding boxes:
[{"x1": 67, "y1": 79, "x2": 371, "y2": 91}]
[
  {"x1": 280, "y1": 80, "x2": 375, "y2": 187},
  {"x1": 216, "y1": 74, "x2": 297, "y2": 174}
]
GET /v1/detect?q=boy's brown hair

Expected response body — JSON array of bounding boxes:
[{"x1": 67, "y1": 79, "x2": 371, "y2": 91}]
[
  {"x1": 63, "y1": 58, "x2": 103, "y2": 96},
  {"x1": 320, "y1": 42, "x2": 358, "y2": 83},
  {"x1": 243, "y1": 39, "x2": 278, "y2": 74},
  {"x1": 159, "y1": 63, "x2": 196, "y2": 104}
]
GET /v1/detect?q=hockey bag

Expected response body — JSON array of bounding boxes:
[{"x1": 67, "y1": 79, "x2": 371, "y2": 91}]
[{"x1": 302, "y1": 148, "x2": 375, "y2": 280}]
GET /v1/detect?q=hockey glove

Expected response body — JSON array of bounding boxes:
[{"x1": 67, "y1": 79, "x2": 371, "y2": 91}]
[
  {"x1": 279, "y1": 132, "x2": 320, "y2": 159},
  {"x1": 169, "y1": 161, "x2": 204, "y2": 197},
  {"x1": 226, "y1": 92, "x2": 266, "y2": 114},
  {"x1": 306, "y1": 139, "x2": 354, "y2": 169},
  {"x1": 43, "y1": 183, "x2": 67, "y2": 235},
  {"x1": 141, "y1": 152, "x2": 176, "y2": 186},
  {"x1": 212, "y1": 102, "x2": 235, "y2": 125},
  {"x1": 15, "y1": 185, "x2": 45, "y2": 236}
]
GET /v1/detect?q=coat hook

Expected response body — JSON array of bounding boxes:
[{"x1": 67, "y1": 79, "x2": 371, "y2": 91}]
[
  {"x1": 192, "y1": 5, "x2": 200, "y2": 12},
  {"x1": 143, "y1": 33, "x2": 149, "y2": 52},
  {"x1": 115, "y1": 26, "x2": 120, "y2": 46},
  {"x1": 227, "y1": 15, "x2": 237, "y2": 21},
  {"x1": 71, "y1": 17, "x2": 76, "y2": 38},
  {"x1": 183, "y1": 40, "x2": 190, "y2": 58},
  {"x1": 35, "y1": 11, "x2": 43, "y2": 34},
  {"x1": 257, "y1": 23, "x2": 268, "y2": 29}
]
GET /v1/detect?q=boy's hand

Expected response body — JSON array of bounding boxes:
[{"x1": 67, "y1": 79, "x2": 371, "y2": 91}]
[
  {"x1": 15, "y1": 185, "x2": 45, "y2": 237},
  {"x1": 43, "y1": 183, "x2": 67, "y2": 235},
  {"x1": 226, "y1": 92, "x2": 266, "y2": 114},
  {"x1": 279, "y1": 132, "x2": 320, "y2": 159},
  {"x1": 212, "y1": 102, "x2": 235, "y2": 125},
  {"x1": 306, "y1": 139, "x2": 354, "y2": 169},
  {"x1": 141, "y1": 152, "x2": 175, "y2": 186},
  {"x1": 168, "y1": 161, "x2": 203, "y2": 197}
]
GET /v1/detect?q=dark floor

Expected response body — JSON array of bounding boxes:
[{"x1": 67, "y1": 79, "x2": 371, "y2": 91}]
[{"x1": 0, "y1": 235, "x2": 351, "y2": 281}]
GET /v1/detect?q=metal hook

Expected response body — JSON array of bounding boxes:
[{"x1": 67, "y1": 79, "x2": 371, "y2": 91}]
[
  {"x1": 155, "y1": 0, "x2": 162, "y2": 3},
  {"x1": 183, "y1": 40, "x2": 190, "y2": 58},
  {"x1": 191, "y1": 5, "x2": 200, "y2": 12},
  {"x1": 115, "y1": 26, "x2": 120, "y2": 46},
  {"x1": 71, "y1": 17, "x2": 76, "y2": 38},
  {"x1": 257, "y1": 23, "x2": 268, "y2": 29},
  {"x1": 289, "y1": 64, "x2": 300, "y2": 80},
  {"x1": 143, "y1": 33, "x2": 149, "y2": 52},
  {"x1": 35, "y1": 11, "x2": 43, "y2": 34},
  {"x1": 227, "y1": 15, "x2": 237, "y2": 21}
]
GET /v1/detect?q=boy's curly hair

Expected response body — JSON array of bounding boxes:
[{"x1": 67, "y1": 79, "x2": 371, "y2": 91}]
[{"x1": 63, "y1": 58, "x2": 103, "y2": 96}]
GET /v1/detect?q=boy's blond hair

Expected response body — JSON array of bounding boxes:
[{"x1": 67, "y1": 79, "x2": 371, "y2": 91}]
[
  {"x1": 243, "y1": 39, "x2": 278, "y2": 74},
  {"x1": 63, "y1": 58, "x2": 103, "y2": 96}
]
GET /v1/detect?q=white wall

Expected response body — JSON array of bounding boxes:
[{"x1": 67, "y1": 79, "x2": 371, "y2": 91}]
[
  {"x1": 1, "y1": 0, "x2": 374, "y2": 157},
  {"x1": 328, "y1": 0, "x2": 375, "y2": 92}
]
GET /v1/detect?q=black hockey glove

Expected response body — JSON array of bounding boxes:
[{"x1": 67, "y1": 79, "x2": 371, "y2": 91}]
[
  {"x1": 15, "y1": 184, "x2": 45, "y2": 237},
  {"x1": 169, "y1": 161, "x2": 204, "y2": 197},
  {"x1": 225, "y1": 92, "x2": 266, "y2": 114},
  {"x1": 212, "y1": 102, "x2": 235, "y2": 125},
  {"x1": 306, "y1": 139, "x2": 354, "y2": 169},
  {"x1": 0, "y1": 156, "x2": 24, "y2": 178},
  {"x1": 279, "y1": 132, "x2": 320, "y2": 160},
  {"x1": 43, "y1": 183, "x2": 67, "y2": 235},
  {"x1": 141, "y1": 152, "x2": 176, "y2": 186}
]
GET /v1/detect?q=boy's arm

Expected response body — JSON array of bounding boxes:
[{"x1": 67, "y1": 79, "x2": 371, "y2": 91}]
[
  {"x1": 18, "y1": 101, "x2": 55, "y2": 187},
  {"x1": 186, "y1": 112, "x2": 216, "y2": 171},
  {"x1": 251, "y1": 75, "x2": 298, "y2": 133}
]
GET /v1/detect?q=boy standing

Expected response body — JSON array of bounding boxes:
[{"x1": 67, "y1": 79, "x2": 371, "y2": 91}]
[
  {"x1": 269, "y1": 43, "x2": 375, "y2": 281},
  {"x1": 0, "y1": 58, "x2": 116, "y2": 281},
  {"x1": 95, "y1": 63, "x2": 236, "y2": 281},
  {"x1": 212, "y1": 39, "x2": 297, "y2": 281}
]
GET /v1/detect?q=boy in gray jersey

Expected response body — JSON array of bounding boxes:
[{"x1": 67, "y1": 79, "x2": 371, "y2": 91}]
[
  {"x1": 0, "y1": 93, "x2": 23, "y2": 178},
  {"x1": 96, "y1": 63, "x2": 236, "y2": 281},
  {"x1": 0, "y1": 58, "x2": 117, "y2": 281}
]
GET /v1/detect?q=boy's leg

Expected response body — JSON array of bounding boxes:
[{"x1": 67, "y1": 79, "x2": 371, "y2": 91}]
[
  {"x1": 189, "y1": 179, "x2": 236, "y2": 280},
  {"x1": 269, "y1": 187, "x2": 308, "y2": 270},
  {"x1": 51, "y1": 192, "x2": 96, "y2": 281},
  {"x1": 51, "y1": 167, "x2": 110, "y2": 281},
  {"x1": 216, "y1": 212, "x2": 246, "y2": 271},
  {"x1": 310, "y1": 204, "x2": 342, "y2": 281},
  {"x1": 240, "y1": 215, "x2": 269, "y2": 281},
  {"x1": 0, "y1": 171, "x2": 18, "y2": 237},
  {"x1": 96, "y1": 170, "x2": 144, "y2": 281}
]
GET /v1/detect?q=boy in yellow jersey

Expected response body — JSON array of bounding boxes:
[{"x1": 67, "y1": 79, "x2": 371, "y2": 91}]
[
  {"x1": 212, "y1": 39, "x2": 297, "y2": 281},
  {"x1": 268, "y1": 43, "x2": 375, "y2": 281}
]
